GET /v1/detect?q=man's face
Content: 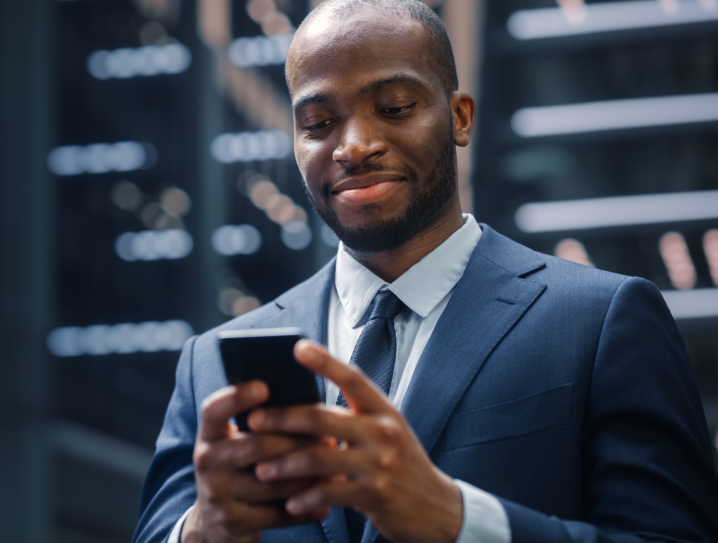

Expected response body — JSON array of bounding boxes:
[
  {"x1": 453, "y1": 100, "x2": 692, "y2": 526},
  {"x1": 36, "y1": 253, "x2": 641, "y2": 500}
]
[{"x1": 287, "y1": 12, "x2": 458, "y2": 253}]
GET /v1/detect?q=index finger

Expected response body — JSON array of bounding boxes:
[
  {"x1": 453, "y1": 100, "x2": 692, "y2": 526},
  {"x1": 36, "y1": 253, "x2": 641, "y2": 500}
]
[
  {"x1": 293, "y1": 340, "x2": 391, "y2": 414},
  {"x1": 200, "y1": 381, "x2": 269, "y2": 441}
]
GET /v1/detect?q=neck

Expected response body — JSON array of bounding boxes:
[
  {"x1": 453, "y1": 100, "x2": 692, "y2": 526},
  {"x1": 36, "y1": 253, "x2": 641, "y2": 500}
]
[{"x1": 345, "y1": 198, "x2": 464, "y2": 283}]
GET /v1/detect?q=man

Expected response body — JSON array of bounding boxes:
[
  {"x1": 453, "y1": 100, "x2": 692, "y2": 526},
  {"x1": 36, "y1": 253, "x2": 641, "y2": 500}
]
[{"x1": 132, "y1": 1, "x2": 718, "y2": 542}]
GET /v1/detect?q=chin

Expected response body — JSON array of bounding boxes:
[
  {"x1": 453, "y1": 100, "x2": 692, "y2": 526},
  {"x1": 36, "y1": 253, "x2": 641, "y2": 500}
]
[
  {"x1": 332, "y1": 207, "x2": 406, "y2": 232},
  {"x1": 321, "y1": 210, "x2": 427, "y2": 254}
]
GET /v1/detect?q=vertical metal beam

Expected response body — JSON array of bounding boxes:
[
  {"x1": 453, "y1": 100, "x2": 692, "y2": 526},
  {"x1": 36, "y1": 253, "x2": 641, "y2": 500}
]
[
  {"x1": 193, "y1": 0, "x2": 227, "y2": 332},
  {"x1": 0, "y1": 0, "x2": 54, "y2": 541}
]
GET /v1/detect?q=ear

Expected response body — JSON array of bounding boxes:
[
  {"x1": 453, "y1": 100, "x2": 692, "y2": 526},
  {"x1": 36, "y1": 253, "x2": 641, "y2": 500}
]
[{"x1": 449, "y1": 92, "x2": 475, "y2": 147}]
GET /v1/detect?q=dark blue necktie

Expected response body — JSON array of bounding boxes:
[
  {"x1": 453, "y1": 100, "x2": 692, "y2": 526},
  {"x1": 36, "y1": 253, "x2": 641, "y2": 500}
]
[{"x1": 336, "y1": 289, "x2": 406, "y2": 543}]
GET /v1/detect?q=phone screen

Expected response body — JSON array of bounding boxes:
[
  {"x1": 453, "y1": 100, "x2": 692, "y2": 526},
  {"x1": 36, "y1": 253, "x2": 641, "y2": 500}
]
[{"x1": 218, "y1": 328, "x2": 321, "y2": 430}]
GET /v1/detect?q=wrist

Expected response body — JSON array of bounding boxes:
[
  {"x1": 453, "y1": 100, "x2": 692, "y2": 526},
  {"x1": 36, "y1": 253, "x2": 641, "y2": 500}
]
[
  {"x1": 440, "y1": 477, "x2": 464, "y2": 543},
  {"x1": 180, "y1": 504, "x2": 203, "y2": 543},
  {"x1": 417, "y1": 471, "x2": 463, "y2": 543}
]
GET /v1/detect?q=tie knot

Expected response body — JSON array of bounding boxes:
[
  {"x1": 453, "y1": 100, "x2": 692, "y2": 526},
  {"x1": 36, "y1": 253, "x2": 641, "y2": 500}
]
[{"x1": 368, "y1": 290, "x2": 405, "y2": 321}]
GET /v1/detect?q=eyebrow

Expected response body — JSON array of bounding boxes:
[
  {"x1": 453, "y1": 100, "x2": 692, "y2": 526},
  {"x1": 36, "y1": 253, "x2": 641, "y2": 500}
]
[
  {"x1": 292, "y1": 93, "x2": 328, "y2": 113},
  {"x1": 358, "y1": 74, "x2": 427, "y2": 96},
  {"x1": 292, "y1": 74, "x2": 428, "y2": 114}
]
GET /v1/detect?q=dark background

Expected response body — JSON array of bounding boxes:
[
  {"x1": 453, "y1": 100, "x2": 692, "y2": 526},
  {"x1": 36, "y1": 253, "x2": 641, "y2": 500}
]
[{"x1": 1, "y1": 0, "x2": 716, "y2": 541}]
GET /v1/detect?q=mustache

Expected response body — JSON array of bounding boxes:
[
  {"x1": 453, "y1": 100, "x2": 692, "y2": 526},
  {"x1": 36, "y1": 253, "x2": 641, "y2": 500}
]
[{"x1": 319, "y1": 162, "x2": 419, "y2": 200}]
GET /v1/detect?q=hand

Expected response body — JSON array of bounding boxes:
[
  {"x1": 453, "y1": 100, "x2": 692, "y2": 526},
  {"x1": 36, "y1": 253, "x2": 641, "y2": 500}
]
[
  {"x1": 181, "y1": 381, "x2": 328, "y2": 543},
  {"x1": 247, "y1": 340, "x2": 463, "y2": 543}
]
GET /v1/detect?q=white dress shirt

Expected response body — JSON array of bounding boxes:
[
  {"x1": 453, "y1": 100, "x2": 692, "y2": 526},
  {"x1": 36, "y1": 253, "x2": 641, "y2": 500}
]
[{"x1": 169, "y1": 214, "x2": 511, "y2": 543}]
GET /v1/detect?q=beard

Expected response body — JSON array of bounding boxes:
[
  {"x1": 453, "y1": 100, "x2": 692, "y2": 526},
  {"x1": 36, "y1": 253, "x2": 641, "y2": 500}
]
[{"x1": 305, "y1": 134, "x2": 458, "y2": 254}]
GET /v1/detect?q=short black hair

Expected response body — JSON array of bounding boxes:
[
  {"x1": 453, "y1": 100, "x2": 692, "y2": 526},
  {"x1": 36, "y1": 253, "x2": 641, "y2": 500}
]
[{"x1": 295, "y1": 0, "x2": 458, "y2": 95}]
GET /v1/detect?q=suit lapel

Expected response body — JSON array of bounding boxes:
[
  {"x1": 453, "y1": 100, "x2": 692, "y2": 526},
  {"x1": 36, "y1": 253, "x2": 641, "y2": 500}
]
[
  {"x1": 400, "y1": 225, "x2": 547, "y2": 455},
  {"x1": 266, "y1": 257, "x2": 335, "y2": 346}
]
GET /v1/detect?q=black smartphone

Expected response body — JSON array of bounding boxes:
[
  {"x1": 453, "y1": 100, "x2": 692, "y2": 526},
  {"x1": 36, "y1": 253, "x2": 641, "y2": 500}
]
[{"x1": 218, "y1": 327, "x2": 321, "y2": 431}]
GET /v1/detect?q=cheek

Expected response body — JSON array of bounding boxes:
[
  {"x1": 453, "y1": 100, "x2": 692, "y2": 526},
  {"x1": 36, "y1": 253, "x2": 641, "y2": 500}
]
[
  {"x1": 296, "y1": 140, "x2": 333, "y2": 197},
  {"x1": 389, "y1": 111, "x2": 447, "y2": 171}
]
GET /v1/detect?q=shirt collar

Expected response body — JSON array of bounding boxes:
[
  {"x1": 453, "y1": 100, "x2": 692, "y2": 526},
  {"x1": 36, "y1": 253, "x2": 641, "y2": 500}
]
[{"x1": 334, "y1": 214, "x2": 482, "y2": 328}]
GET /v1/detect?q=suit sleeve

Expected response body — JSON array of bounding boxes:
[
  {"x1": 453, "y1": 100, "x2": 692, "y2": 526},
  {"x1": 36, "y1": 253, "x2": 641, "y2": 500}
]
[
  {"x1": 131, "y1": 336, "x2": 199, "y2": 543},
  {"x1": 497, "y1": 277, "x2": 718, "y2": 543}
]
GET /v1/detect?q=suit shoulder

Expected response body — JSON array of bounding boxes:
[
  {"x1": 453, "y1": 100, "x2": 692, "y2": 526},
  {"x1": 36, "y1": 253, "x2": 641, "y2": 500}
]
[
  {"x1": 536, "y1": 252, "x2": 627, "y2": 289},
  {"x1": 529, "y1": 252, "x2": 643, "y2": 314},
  {"x1": 192, "y1": 257, "x2": 336, "y2": 347},
  {"x1": 478, "y1": 225, "x2": 630, "y2": 299}
]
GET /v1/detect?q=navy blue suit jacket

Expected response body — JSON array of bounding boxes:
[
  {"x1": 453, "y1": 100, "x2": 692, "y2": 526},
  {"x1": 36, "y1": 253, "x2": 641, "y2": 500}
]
[{"x1": 133, "y1": 225, "x2": 718, "y2": 543}]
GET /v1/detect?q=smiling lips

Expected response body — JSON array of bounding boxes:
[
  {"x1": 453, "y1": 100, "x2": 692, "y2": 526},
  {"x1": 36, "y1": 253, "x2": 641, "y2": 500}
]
[{"x1": 331, "y1": 173, "x2": 406, "y2": 205}]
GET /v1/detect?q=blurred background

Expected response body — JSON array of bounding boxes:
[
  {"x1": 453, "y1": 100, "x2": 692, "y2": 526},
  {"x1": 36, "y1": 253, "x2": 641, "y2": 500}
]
[{"x1": 1, "y1": 0, "x2": 717, "y2": 541}]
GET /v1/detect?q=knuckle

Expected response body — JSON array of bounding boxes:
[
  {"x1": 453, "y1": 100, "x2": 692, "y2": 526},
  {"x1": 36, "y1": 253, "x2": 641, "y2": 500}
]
[
  {"x1": 286, "y1": 452, "x2": 310, "y2": 474},
  {"x1": 238, "y1": 436, "x2": 258, "y2": 459},
  {"x1": 201, "y1": 396, "x2": 217, "y2": 417},
  {"x1": 368, "y1": 476, "x2": 390, "y2": 501},
  {"x1": 258, "y1": 410, "x2": 278, "y2": 430},
  {"x1": 193, "y1": 443, "x2": 213, "y2": 472},
  {"x1": 215, "y1": 504, "x2": 234, "y2": 524},
  {"x1": 307, "y1": 484, "x2": 325, "y2": 503},
  {"x1": 204, "y1": 480, "x2": 226, "y2": 504},
  {"x1": 374, "y1": 416, "x2": 401, "y2": 441},
  {"x1": 373, "y1": 450, "x2": 394, "y2": 470}
]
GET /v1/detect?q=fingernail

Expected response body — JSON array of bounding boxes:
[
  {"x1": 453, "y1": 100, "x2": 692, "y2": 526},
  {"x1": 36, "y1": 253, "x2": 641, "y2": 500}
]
[
  {"x1": 254, "y1": 381, "x2": 270, "y2": 399},
  {"x1": 248, "y1": 410, "x2": 265, "y2": 428},
  {"x1": 247, "y1": 385, "x2": 260, "y2": 399},
  {"x1": 286, "y1": 497, "x2": 301, "y2": 514},
  {"x1": 297, "y1": 340, "x2": 318, "y2": 360},
  {"x1": 256, "y1": 462, "x2": 277, "y2": 480}
]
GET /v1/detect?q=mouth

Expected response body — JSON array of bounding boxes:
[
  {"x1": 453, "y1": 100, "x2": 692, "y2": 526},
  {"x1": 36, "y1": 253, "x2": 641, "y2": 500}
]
[
  {"x1": 329, "y1": 173, "x2": 407, "y2": 206},
  {"x1": 331, "y1": 173, "x2": 406, "y2": 194}
]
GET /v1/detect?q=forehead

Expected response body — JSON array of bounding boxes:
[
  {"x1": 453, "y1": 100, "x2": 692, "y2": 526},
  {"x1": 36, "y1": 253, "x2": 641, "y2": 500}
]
[{"x1": 287, "y1": 12, "x2": 441, "y2": 100}]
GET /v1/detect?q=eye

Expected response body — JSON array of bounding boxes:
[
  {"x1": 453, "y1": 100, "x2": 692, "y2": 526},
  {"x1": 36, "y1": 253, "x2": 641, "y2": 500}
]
[
  {"x1": 379, "y1": 103, "x2": 415, "y2": 117},
  {"x1": 303, "y1": 119, "x2": 334, "y2": 133}
]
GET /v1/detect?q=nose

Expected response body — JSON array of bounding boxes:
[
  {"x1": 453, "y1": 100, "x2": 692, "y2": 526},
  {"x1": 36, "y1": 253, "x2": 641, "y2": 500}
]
[{"x1": 332, "y1": 116, "x2": 386, "y2": 166}]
